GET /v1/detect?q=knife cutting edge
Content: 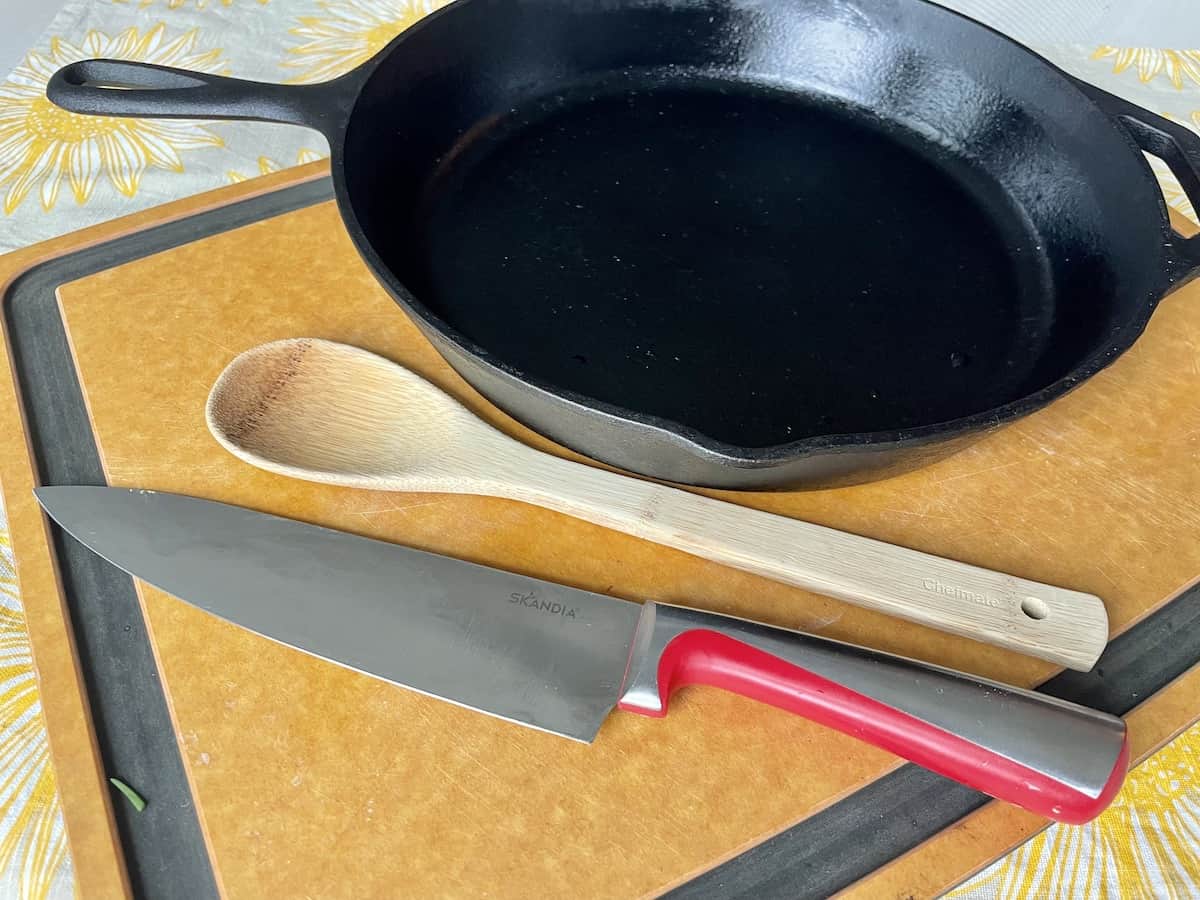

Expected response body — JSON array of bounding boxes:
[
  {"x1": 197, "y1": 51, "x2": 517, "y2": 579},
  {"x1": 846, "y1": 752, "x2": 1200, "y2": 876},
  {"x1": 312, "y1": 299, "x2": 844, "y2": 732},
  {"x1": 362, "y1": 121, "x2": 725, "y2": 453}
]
[{"x1": 35, "y1": 486, "x2": 1128, "y2": 824}]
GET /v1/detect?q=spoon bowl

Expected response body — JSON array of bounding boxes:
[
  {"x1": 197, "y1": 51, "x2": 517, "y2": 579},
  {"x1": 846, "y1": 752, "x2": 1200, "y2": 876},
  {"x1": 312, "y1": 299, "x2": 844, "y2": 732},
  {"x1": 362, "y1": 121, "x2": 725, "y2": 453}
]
[{"x1": 207, "y1": 338, "x2": 512, "y2": 493}]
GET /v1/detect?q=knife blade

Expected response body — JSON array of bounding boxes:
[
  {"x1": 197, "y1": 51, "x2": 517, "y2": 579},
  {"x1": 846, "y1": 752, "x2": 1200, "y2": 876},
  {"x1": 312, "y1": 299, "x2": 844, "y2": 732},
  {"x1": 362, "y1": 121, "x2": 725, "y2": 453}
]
[{"x1": 36, "y1": 486, "x2": 1128, "y2": 824}]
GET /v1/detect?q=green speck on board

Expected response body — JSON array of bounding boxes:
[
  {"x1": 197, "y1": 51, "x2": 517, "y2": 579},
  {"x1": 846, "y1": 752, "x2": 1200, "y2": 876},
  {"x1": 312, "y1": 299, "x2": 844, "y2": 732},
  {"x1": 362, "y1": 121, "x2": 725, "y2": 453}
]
[{"x1": 109, "y1": 777, "x2": 146, "y2": 812}]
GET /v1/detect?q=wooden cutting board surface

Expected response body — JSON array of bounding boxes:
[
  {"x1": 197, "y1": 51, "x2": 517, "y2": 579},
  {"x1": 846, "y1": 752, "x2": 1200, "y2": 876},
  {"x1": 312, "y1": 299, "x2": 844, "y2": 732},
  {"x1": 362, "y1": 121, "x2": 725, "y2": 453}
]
[{"x1": 33, "y1": 165, "x2": 1200, "y2": 897}]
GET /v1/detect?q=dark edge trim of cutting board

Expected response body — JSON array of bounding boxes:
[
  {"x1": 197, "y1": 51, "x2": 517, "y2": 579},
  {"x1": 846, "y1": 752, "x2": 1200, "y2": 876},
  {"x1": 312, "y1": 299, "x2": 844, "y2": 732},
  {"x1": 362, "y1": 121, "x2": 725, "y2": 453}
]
[
  {"x1": 4, "y1": 177, "x2": 333, "y2": 900},
  {"x1": 3, "y1": 175, "x2": 1199, "y2": 900}
]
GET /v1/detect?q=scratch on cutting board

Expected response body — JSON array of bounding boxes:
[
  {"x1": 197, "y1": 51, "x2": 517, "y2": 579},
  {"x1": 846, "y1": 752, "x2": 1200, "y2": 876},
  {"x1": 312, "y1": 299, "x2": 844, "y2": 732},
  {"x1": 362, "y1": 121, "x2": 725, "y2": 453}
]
[
  {"x1": 1018, "y1": 486, "x2": 1057, "y2": 504},
  {"x1": 1001, "y1": 530, "x2": 1038, "y2": 557},
  {"x1": 457, "y1": 745, "x2": 503, "y2": 781},
  {"x1": 193, "y1": 333, "x2": 239, "y2": 356},
  {"x1": 142, "y1": 415, "x2": 200, "y2": 434},
  {"x1": 796, "y1": 612, "x2": 843, "y2": 633},
  {"x1": 1176, "y1": 318, "x2": 1200, "y2": 374},
  {"x1": 1096, "y1": 547, "x2": 1137, "y2": 583},
  {"x1": 1008, "y1": 425, "x2": 1059, "y2": 456},
  {"x1": 1105, "y1": 475, "x2": 1197, "y2": 530},
  {"x1": 928, "y1": 460, "x2": 1024, "y2": 486},
  {"x1": 1074, "y1": 407, "x2": 1117, "y2": 430},
  {"x1": 305, "y1": 783, "x2": 333, "y2": 803},
  {"x1": 1090, "y1": 563, "x2": 1121, "y2": 590},
  {"x1": 646, "y1": 827, "x2": 688, "y2": 860},
  {"x1": 106, "y1": 460, "x2": 228, "y2": 480},
  {"x1": 356, "y1": 499, "x2": 456, "y2": 521},
  {"x1": 875, "y1": 507, "x2": 950, "y2": 521},
  {"x1": 1016, "y1": 515, "x2": 1065, "y2": 545},
  {"x1": 430, "y1": 763, "x2": 501, "y2": 810}
]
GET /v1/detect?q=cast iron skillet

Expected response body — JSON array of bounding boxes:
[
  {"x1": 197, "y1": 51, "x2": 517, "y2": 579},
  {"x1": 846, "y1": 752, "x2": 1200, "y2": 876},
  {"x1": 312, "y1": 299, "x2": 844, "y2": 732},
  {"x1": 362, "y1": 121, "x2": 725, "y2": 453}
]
[{"x1": 47, "y1": 0, "x2": 1200, "y2": 489}]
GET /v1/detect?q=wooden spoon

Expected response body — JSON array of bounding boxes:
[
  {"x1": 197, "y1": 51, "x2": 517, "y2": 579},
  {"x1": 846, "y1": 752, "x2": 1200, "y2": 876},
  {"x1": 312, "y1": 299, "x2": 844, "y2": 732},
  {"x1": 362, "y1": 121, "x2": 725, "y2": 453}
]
[{"x1": 206, "y1": 338, "x2": 1108, "y2": 670}]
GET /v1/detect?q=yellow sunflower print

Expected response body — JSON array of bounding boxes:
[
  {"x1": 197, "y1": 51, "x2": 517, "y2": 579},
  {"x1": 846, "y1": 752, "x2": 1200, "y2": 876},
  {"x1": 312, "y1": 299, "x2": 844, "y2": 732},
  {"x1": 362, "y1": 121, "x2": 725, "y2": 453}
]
[
  {"x1": 226, "y1": 147, "x2": 326, "y2": 183},
  {"x1": 950, "y1": 733, "x2": 1200, "y2": 898},
  {"x1": 0, "y1": 530, "x2": 67, "y2": 900},
  {"x1": 0, "y1": 24, "x2": 228, "y2": 215},
  {"x1": 1148, "y1": 156, "x2": 1198, "y2": 224},
  {"x1": 1092, "y1": 47, "x2": 1200, "y2": 89},
  {"x1": 283, "y1": 0, "x2": 450, "y2": 84}
]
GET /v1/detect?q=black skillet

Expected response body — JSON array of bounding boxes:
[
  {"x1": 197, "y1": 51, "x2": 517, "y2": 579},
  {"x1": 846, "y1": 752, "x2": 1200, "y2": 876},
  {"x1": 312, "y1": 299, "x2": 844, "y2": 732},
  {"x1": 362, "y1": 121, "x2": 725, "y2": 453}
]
[{"x1": 47, "y1": 0, "x2": 1200, "y2": 489}]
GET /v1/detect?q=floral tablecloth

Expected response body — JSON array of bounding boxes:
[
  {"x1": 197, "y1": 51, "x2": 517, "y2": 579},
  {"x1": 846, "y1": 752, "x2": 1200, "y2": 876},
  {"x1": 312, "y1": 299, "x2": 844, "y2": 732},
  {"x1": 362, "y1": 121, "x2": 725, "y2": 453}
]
[{"x1": 0, "y1": 1, "x2": 1198, "y2": 897}]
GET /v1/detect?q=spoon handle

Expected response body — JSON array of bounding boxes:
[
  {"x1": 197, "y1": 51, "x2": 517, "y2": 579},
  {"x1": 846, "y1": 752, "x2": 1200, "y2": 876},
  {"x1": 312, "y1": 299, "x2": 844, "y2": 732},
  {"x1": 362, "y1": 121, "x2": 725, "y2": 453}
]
[{"x1": 506, "y1": 455, "x2": 1107, "y2": 671}]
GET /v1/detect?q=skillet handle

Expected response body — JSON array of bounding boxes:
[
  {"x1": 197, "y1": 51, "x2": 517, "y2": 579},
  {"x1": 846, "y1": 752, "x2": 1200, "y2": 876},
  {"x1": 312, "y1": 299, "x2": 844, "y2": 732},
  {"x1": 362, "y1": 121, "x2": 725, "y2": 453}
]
[
  {"x1": 1073, "y1": 78, "x2": 1200, "y2": 289},
  {"x1": 46, "y1": 60, "x2": 356, "y2": 137}
]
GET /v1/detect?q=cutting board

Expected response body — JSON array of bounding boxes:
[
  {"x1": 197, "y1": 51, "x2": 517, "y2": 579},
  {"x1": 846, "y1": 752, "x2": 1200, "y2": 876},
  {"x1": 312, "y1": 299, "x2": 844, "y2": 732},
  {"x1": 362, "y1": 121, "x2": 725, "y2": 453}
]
[{"x1": 3, "y1": 161, "x2": 1200, "y2": 898}]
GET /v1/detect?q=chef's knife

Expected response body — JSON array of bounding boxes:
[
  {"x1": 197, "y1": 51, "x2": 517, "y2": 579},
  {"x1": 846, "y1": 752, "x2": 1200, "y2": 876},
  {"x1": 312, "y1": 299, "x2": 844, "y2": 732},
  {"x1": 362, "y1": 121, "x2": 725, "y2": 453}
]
[{"x1": 35, "y1": 487, "x2": 1127, "y2": 824}]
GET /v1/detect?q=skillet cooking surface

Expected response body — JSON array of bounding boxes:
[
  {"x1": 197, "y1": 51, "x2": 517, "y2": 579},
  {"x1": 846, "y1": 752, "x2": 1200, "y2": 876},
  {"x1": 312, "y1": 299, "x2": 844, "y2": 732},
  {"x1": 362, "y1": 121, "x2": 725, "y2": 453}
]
[{"x1": 411, "y1": 78, "x2": 1048, "y2": 448}]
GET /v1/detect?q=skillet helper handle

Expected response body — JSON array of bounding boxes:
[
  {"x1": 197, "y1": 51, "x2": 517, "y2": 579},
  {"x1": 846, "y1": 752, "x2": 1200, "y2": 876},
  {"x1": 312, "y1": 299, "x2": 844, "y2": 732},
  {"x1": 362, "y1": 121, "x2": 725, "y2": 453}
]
[
  {"x1": 46, "y1": 59, "x2": 352, "y2": 135},
  {"x1": 618, "y1": 602, "x2": 1128, "y2": 824},
  {"x1": 1073, "y1": 78, "x2": 1200, "y2": 287},
  {"x1": 532, "y1": 458, "x2": 1109, "y2": 670}
]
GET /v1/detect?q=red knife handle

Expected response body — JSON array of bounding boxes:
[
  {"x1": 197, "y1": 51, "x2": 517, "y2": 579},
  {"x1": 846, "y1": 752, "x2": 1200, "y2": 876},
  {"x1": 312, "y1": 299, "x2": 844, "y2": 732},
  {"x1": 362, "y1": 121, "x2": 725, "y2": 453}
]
[{"x1": 616, "y1": 603, "x2": 1127, "y2": 824}]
